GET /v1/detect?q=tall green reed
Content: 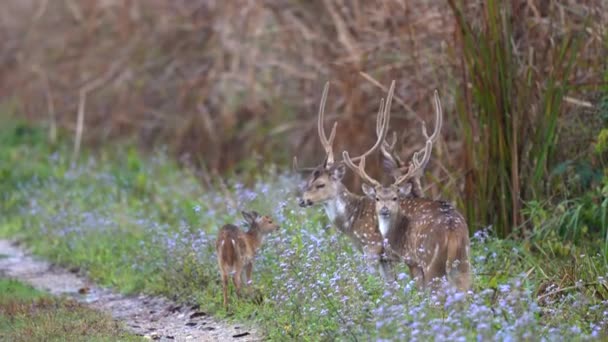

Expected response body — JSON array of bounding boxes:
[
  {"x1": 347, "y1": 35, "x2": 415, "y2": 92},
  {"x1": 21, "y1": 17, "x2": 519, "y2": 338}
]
[{"x1": 448, "y1": 0, "x2": 582, "y2": 237}]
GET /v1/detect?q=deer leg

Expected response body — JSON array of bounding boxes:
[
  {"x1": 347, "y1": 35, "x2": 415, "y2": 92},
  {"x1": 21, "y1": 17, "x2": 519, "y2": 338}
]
[
  {"x1": 245, "y1": 262, "x2": 253, "y2": 286},
  {"x1": 362, "y1": 246, "x2": 386, "y2": 279},
  {"x1": 365, "y1": 255, "x2": 384, "y2": 279},
  {"x1": 221, "y1": 271, "x2": 229, "y2": 308},
  {"x1": 408, "y1": 265, "x2": 425, "y2": 289},
  {"x1": 379, "y1": 258, "x2": 396, "y2": 282},
  {"x1": 232, "y1": 268, "x2": 242, "y2": 298}
]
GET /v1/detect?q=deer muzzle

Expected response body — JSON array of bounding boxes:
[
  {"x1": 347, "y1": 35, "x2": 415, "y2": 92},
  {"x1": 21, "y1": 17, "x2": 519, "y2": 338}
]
[
  {"x1": 298, "y1": 198, "x2": 313, "y2": 207},
  {"x1": 380, "y1": 206, "x2": 390, "y2": 218}
]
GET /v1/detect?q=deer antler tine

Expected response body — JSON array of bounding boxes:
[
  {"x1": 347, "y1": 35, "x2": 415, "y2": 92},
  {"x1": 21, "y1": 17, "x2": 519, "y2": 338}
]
[
  {"x1": 387, "y1": 131, "x2": 397, "y2": 149},
  {"x1": 317, "y1": 82, "x2": 330, "y2": 147},
  {"x1": 316, "y1": 81, "x2": 338, "y2": 167},
  {"x1": 359, "y1": 154, "x2": 366, "y2": 171},
  {"x1": 394, "y1": 90, "x2": 442, "y2": 187},
  {"x1": 421, "y1": 90, "x2": 443, "y2": 142},
  {"x1": 433, "y1": 90, "x2": 443, "y2": 141},
  {"x1": 349, "y1": 80, "x2": 395, "y2": 163},
  {"x1": 421, "y1": 121, "x2": 429, "y2": 139},
  {"x1": 326, "y1": 121, "x2": 337, "y2": 165},
  {"x1": 375, "y1": 98, "x2": 385, "y2": 136},
  {"x1": 293, "y1": 156, "x2": 299, "y2": 172},
  {"x1": 292, "y1": 156, "x2": 317, "y2": 173},
  {"x1": 342, "y1": 151, "x2": 380, "y2": 187},
  {"x1": 327, "y1": 121, "x2": 338, "y2": 145}
]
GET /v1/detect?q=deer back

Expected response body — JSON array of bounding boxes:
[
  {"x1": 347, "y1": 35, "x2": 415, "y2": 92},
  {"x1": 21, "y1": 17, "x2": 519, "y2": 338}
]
[
  {"x1": 216, "y1": 224, "x2": 247, "y2": 267},
  {"x1": 390, "y1": 198, "x2": 470, "y2": 288}
]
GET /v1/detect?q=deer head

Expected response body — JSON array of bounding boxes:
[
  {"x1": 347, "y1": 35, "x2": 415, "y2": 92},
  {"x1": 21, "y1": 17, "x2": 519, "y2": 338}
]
[
  {"x1": 296, "y1": 81, "x2": 394, "y2": 208},
  {"x1": 343, "y1": 89, "x2": 443, "y2": 236},
  {"x1": 242, "y1": 210, "x2": 280, "y2": 234}
]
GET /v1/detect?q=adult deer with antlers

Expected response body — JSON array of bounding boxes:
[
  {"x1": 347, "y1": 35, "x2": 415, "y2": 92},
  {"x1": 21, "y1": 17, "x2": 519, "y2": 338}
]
[
  {"x1": 296, "y1": 81, "x2": 397, "y2": 279},
  {"x1": 343, "y1": 91, "x2": 471, "y2": 291}
]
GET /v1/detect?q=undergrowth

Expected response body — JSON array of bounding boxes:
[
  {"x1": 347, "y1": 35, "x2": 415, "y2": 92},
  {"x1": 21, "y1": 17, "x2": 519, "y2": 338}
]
[
  {"x1": 1, "y1": 120, "x2": 607, "y2": 340},
  {"x1": 0, "y1": 278, "x2": 140, "y2": 341}
]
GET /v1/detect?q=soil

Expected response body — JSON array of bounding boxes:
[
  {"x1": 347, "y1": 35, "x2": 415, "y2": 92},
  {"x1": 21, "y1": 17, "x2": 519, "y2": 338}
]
[{"x1": 0, "y1": 239, "x2": 261, "y2": 341}]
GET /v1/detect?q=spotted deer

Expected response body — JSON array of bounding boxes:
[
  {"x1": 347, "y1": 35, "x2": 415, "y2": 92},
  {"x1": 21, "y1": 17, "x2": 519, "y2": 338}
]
[
  {"x1": 216, "y1": 211, "x2": 280, "y2": 308},
  {"x1": 342, "y1": 91, "x2": 471, "y2": 291},
  {"x1": 295, "y1": 81, "x2": 397, "y2": 279}
]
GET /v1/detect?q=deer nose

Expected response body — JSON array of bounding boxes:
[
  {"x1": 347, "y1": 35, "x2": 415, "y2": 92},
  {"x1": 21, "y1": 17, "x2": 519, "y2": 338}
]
[
  {"x1": 299, "y1": 198, "x2": 312, "y2": 207},
  {"x1": 380, "y1": 207, "x2": 390, "y2": 217}
]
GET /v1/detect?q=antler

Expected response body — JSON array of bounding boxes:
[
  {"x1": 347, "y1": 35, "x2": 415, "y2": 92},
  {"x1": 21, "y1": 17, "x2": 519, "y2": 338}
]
[
  {"x1": 292, "y1": 81, "x2": 337, "y2": 172},
  {"x1": 394, "y1": 90, "x2": 443, "y2": 186},
  {"x1": 292, "y1": 156, "x2": 317, "y2": 173},
  {"x1": 348, "y1": 80, "x2": 395, "y2": 163},
  {"x1": 377, "y1": 114, "x2": 405, "y2": 173},
  {"x1": 317, "y1": 82, "x2": 338, "y2": 167},
  {"x1": 342, "y1": 80, "x2": 396, "y2": 186},
  {"x1": 342, "y1": 152, "x2": 381, "y2": 187}
]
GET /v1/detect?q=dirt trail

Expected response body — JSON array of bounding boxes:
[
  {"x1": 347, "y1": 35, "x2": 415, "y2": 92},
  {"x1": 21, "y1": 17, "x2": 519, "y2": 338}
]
[{"x1": 0, "y1": 240, "x2": 261, "y2": 341}]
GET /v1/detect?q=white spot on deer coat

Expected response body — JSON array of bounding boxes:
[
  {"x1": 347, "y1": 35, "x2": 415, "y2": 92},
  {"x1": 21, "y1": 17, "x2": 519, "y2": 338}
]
[{"x1": 428, "y1": 243, "x2": 440, "y2": 269}]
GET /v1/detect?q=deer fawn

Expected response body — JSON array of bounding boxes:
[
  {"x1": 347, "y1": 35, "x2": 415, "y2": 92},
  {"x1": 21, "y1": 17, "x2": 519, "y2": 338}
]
[
  {"x1": 295, "y1": 81, "x2": 398, "y2": 280},
  {"x1": 343, "y1": 90, "x2": 471, "y2": 291},
  {"x1": 216, "y1": 211, "x2": 280, "y2": 308}
]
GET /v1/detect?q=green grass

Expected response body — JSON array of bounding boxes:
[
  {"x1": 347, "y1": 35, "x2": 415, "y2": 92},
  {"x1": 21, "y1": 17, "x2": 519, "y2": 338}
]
[
  {"x1": 0, "y1": 278, "x2": 140, "y2": 341},
  {"x1": 1, "y1": 117, "x2": 607, "y2": 340}
]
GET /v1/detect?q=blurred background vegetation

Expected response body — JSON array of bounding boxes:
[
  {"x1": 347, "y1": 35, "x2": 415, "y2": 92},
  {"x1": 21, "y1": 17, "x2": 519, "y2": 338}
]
[{"x1": 1, "y1": 0, "x2": 607, "y2": 238}]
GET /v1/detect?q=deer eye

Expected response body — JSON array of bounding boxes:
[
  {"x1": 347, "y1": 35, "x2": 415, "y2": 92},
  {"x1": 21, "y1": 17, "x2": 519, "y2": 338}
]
[
  {"x1": 392, "y1": 197, "x2": 398, "y2": 201},
  {"x1": 375, "y1": 197, "x2": 380, "y2": 202},
  {"x1": 316, "y1": 184, "x2": 326, "y2": 189}
]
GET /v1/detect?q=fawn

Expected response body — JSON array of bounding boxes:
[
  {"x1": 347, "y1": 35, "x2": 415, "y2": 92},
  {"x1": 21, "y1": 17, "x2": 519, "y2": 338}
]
[
  {"x1": 343, "y1": 90, "x2": 471, "y2": 291},
  {"x1": 216, "y1": 210, "x2": 279, "y2": 308},
  {"x1": 295, "y1": 81, "x2": 398, "y2": 280}
]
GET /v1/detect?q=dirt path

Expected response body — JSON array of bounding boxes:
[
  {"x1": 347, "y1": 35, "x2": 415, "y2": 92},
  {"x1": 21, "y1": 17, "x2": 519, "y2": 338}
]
[{"x1": 0, "y1": 240, "x2": 261, "y2": 341}]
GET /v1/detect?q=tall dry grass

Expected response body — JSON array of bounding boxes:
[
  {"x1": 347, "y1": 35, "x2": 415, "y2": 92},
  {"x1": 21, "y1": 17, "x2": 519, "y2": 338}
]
[
  {"x1": 0, "y1": 1, "x2": 455, "y2": 179},
  {"x1": 1, "y1": 0, "x2": 606, "y2": 235}
]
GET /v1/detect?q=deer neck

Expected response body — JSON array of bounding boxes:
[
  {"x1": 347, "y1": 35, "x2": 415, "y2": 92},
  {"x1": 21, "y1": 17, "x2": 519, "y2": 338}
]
[
  {"x1": 323, "y1": 188, "x2": 361, "y2": 233},
  {"x1": 378, "y1": 215, "x2": 397, "y2": 238},
  {"x1": 244, "y1": 226, "x2": 263, "y2": 253}
]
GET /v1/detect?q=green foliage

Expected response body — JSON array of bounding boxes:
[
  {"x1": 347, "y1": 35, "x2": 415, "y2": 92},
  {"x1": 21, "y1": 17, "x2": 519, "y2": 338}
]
[
  {"x1": 0, "y1": 278, "x2": 140, "y2": 341},
  {"x1": 597, "y1": 129, "x2": 608, "y2": 155},
  {"x1": 525, "y1": 172, "x2": 608, "y2": 260},
  {"x1": 1, "y1": 119, "x2": 607, "y2": 339},
  {"x1": 448, "y1": 0, "x2": 585, "y2": 236},
  {"x1": 0, "y1": 279, "x2": 46, "y2": 303}
]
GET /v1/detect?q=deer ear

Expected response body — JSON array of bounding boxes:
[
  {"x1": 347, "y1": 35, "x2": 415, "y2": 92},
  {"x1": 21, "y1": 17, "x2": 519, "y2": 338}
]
[
  {"x1": 312, "y1": 168, "x2": 321, "y2": 179},
  {"x1": 361, "y1": 183, "x2": 376, "y2": 199},
  {"x1": 330, "y1": 163, "x2": 346, "y2": 181},
  {"x1": 241, "y1": 211, "x2": 255, "y2": 225},
  {"x1": 398, "y1": 183, "x2": 413, "y2": 198}
]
